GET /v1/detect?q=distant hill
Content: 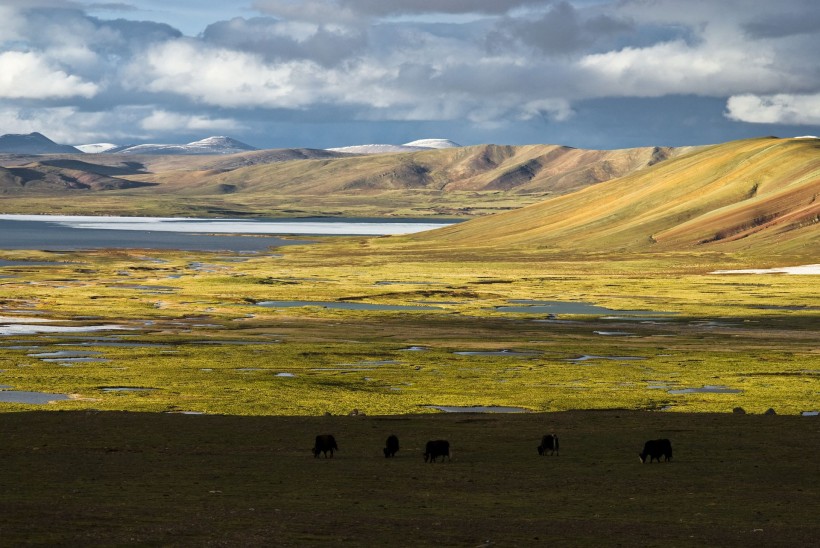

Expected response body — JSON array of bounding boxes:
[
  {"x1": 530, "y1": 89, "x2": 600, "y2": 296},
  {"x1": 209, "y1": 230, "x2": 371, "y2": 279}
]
[
  {"x1": 145, "y1": 142, "x2": 687, "y2": 196},
  {"x1": 0, "y1": 133, "x2": 81, "y2": 154},
  {"x1": 398, "y1": 137, "x2": 820, "y2": 258},
  {"x1": 0, "y1": 141, "x2": 693, "y2": 217},
  {"x1": 0, "y1": 159, "x2": 157, "y2": 193}
]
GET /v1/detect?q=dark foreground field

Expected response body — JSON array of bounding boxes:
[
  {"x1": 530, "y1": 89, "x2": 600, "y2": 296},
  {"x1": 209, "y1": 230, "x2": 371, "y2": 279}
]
[{"x1": 1, "y1": 410, "x2": 818, "y2": 546}]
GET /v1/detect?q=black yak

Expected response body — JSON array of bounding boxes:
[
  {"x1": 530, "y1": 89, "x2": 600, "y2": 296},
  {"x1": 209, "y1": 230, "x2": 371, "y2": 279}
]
[
  {"x1": 423, "y1": 439, "x2": 450, "y2": 463},
  {"x1": 313, "y1": 434, "x2": 338, "y2": 458},
  {"x1": 639, "y1": 438, "x2": 672, "y2": 463},
  {"x1": 537, "y1": 434, "x2": 559, "y2": 456},
  {"x1": 384, "y1": 434, "x2": 399, "y2": 458}
]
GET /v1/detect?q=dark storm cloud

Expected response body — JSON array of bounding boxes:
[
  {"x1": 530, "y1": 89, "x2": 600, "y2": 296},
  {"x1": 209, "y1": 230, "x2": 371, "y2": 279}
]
[
  {"x1": 492, "y1": 1, "x2": 634, "y2": 54},
  {"x1": 202, "y1": 17, "x2": 366, "y2": 66},
  {"x1": 86, "y1": 3, "x2": 139, "y2": 10},
  {"x1": 743, "y1": 10, "x2": 820, "y2": 39},
  {"x1": 10, "y1": 7, "x2": 181, "y2": 53},
  {"x1": 336, "y1": 0, "x2": 548, "y2": 16},
  {"x1": 0, "y1": 0, "x2": 82, "y2": 7},
  {"x1": 253, "y1": 0, "x2": 550, "y2": 19}
]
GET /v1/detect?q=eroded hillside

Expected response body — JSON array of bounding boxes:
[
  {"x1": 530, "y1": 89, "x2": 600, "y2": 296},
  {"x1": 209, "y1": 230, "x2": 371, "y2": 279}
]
[
  {"x1": 396, "y1": 138, "x2": 820, "y2": 259},
  {"x1": 0, "y1": 143, "x2": 690, "y2": 217}
]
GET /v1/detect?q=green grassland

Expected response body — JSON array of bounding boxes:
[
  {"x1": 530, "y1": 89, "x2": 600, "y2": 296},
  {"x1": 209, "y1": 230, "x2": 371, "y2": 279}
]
[{"x1": 1, "y1": 242, "x2": 817, "y2": 417}]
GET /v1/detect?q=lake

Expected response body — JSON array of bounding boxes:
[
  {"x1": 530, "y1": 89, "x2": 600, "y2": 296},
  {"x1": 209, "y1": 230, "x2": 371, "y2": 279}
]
[{"x1": 0, "y1": 215, "x2": 456, "y2": 252}]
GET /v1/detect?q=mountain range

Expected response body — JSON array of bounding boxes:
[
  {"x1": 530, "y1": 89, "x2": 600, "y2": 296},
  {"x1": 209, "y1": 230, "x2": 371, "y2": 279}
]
[
  {"x1": 0, "y1": 132, "x2": 462, "y2": 156},
  {"x1": 0, "y1": 136, "x2": 687, "y2": 219},
  {"x1": 75, "y1": 136, "x2": 259, "y2": 155},
  {"x1": 0, "y1": 132, "x2": 817, "y2": 260}
]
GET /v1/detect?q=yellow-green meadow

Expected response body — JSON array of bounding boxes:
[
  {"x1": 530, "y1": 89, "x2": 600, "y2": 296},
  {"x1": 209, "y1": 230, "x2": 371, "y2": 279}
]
[{"x1": 2, "y1": 241, "x2": 817, "y2": 416}]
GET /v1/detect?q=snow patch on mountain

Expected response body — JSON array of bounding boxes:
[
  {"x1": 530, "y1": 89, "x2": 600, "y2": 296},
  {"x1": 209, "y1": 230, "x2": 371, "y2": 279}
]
[
  {"x1": 75, "y1": 136, "x2": 258, "y2": 155},
  {"x1": 326, "y1": 144, "x2": 430, "y2": 154},
  {"x1": 402, "y1": 139, "x2": 460, "y2": 149},
  {"x1": 327, "y1": 138, "x2": 461, "y2": 155},
  {"x1": 75, "y1": 143, "x2": 121, "y2": 153}
]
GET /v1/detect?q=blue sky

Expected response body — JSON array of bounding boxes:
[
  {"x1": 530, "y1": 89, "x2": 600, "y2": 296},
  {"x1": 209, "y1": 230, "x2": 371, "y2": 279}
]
[{"x1": 1, "y1": 0, "x2": 818, "y2": 149}]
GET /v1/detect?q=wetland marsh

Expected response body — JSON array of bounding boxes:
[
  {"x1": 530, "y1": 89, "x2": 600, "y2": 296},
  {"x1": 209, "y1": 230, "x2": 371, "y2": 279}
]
[{"x1": 1, "y1": 226, "x2": 817, "y2": 416}]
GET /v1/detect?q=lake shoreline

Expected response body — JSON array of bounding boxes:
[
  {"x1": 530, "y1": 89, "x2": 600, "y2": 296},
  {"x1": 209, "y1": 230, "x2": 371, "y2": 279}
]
[{"x1": 0, "y1": 214, "x2": 457, "y2": 252}]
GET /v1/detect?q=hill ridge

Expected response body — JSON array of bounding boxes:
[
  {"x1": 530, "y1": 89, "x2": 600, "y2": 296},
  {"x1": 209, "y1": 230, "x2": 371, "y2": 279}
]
[{"x1": 398, "y1": 137, "x2": 819, "y2": 258}]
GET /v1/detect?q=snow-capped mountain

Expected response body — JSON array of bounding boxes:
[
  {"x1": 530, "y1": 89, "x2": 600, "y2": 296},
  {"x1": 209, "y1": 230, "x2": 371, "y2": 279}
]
[
  {"x1": 327, "y1": 138, "x2": 461, "y2": 155},
  {"x1": 75, "y1": 136, "x2": 259, "y2": 155},
  {"x1": 402, "y1": 139, "x2": 461, "y2": 149},
  {"x1": 75, "y1": 143, "x2": 122, "y2": 154},
  {"x1": 0, "y1": 132, "x2": 81, "y2": 154}
]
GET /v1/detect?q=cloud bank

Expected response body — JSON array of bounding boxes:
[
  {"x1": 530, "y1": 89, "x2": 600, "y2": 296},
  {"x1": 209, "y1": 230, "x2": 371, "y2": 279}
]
[{"x1": 0, "y1": 0, "x2": 818, "y2": 147}]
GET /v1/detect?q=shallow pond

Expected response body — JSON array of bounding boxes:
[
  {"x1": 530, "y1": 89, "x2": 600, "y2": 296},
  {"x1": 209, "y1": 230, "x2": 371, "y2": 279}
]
[
  {"x1": 0, "y1": 322, "x2": 130, "y2": 336},
  {"x1": 426, "y1": 405, "x2": 531, "y2": 413},
  {"x1": 454, "y1": 350, "x2": 539, "y2": 357},
  {"x1": 0, "y1": 390, "x2": 70, "y2": 403},
  {"x1": 668, "y1": 385, "x2": 742, "y2": 394},
  {"x1": 0, "y1": 259, "x2": 66, "y2": 267},
  {"x1": 567, "y1": 355, "x2": 646, "y2": 362},
  {"x1": 496, "y1": 300, "x2": 676, "y2": 316},
  {"x1": 258, "y1": 300, "x2": 441, "y2": 311}
]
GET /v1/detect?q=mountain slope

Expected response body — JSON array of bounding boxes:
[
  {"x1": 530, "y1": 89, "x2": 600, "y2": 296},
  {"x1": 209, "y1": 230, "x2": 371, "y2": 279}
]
[
  {"x1": 111, "y1": 136, "x2": 258, "y2": 155},
  {"x1": 131, "y1": 143, "x2": 689, "y2": 197},
  {"x1": 398, "y1": 137, "x2": 820, "y2": 257},
  {"x1": 0, "y1": 133, "x2": 81, "y2": 154},
  {"x1": 0, "y1": 141, "x2": 694, "y2": 217},
  {"x1": 0, "y1": 161, "x2": 157, "y2": 193}
]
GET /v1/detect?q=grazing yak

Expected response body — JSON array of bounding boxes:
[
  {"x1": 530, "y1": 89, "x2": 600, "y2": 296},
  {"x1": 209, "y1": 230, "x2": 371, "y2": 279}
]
[
  {"x1": 639, "y1": 438, "x2": 673, "y2": 463},
  {"x1": 313, "y1": 434, "x2": 338, "y2": 458},
  {"x1": 423, "y1": 439, "x2": 450, "y2": 463},
  {"x1": 384, "y1": 434, "x2": 400, "y2": 458},
  {"x1": 537, "y1": 434, "x2": 559, "y2": 456}
]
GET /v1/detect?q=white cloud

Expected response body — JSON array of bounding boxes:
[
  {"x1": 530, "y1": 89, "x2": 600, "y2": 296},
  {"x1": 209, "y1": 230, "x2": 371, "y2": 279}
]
[
  {"x1": 140, "y1": 110, "x2": 244, "y2": 132},
  {"x1": 725, "y1": 93, "x2": 820, "y2": 125},
  {"x1": 0, "y1": 51, "x2": 99, "y2": 99},
  {"x1": 127, "y1": 40, "x2": 324, "y2": 109},
  {"x1": 578, "y1": 39, "x2": 790, "y2": 98}
]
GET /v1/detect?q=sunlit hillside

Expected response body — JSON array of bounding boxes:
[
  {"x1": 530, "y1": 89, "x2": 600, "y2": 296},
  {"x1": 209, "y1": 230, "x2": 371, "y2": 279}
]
[
  {"x1": 128, "y1": 143, "x2": 685, "y2": 196},
  {"x1": 397, "y1": 138, "x2": 820, "y2": 260},
  {"x1": 0, "y1": 143, "x2": 692, "y2": 217}
]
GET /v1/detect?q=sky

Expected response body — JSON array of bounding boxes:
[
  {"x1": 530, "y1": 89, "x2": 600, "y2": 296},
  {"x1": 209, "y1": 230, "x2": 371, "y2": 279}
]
[{"x1": 1, "y1": 0, "x2": 819, "y2": 150}]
